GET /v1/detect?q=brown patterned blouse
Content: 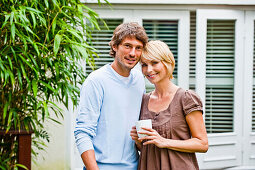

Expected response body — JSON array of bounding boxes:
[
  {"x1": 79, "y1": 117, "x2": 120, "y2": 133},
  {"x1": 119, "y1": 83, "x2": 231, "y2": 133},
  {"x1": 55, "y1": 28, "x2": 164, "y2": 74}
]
[{"x1": 138, "y1": 88, "x2": 203, "y2": 170}]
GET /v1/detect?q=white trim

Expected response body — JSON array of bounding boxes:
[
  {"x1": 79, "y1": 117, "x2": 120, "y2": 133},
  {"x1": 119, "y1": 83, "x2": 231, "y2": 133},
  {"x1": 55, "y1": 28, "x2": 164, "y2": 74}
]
[
  {"x1": 195, "y1": 10, "x2": 207, "y2": 113},
  {"x1": 243, "y1": 11, "x2": 255, "y2": 166},
  {"x1": 94, "y1": 9, "x2": 132, "y2": 20},
  {"x1": 66, "y1": 99, "x2": 75, "y2": 170},
  {"x1": 83, "y1": 0, "x2": 255, "y2": 5}
]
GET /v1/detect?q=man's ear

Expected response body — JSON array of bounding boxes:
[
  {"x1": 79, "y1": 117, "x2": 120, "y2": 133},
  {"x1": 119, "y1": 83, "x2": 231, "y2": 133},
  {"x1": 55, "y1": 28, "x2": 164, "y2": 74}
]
[{"x1": 112, "y1": 45, "x2": 117, "y2": 52}]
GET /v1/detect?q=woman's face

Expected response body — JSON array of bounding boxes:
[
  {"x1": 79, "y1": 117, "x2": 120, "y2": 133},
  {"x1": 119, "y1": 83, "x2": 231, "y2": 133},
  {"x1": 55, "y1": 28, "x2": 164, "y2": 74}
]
[{"x1": 141, "y1": 57, "x2": 169, "y2": 84}]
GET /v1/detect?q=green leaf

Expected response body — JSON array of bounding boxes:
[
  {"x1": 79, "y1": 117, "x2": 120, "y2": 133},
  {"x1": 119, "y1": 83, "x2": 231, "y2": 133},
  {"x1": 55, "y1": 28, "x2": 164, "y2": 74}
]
[
  {"x1": 3, "y1": 103, "x2": 8, "y2": 124},
  {"x1": 15, "y1": 164, "x2": 28, "y2": 170},
  {"x1": 10, "y1": 11, "x2": 14, "y2": 26},
  {"x1": 4, "y1": 31, "x2": 8, "y2": 44},
  {"x1": 7, "y1": 56, "x2": 12, "y2": 70},
  {"x1": 25, "y1": 7, "x2": 42, "y2": 14},
  {"x1": 32, "y1": 79, "x2": 38, "y2": 98},
  {"x1": 38, "y1": 80, "x2": 56, "y2": 94},
  {"x1": 1, "y1": 14, "x2": 10, "y2": 29},
  {"x1": 44, "y1": 0, "x2": 49, "y2": 8},
  {"x1": 49, "y1": 117, "x2": 61, "y2": 124},
  {"x1": 67, "y1": 29, "x2": 83, "y2": 42},
  {"x1": 7, "y1": 109, "x2": 13, "y2": 131},
  {"x1": 18, "y1": 54, "x2": 38, "y2": 77},
  {"x1": 33, "y1": 42, "x2": 40, "y2": 56},
  {"x1": 29, "y1": 11, "x2": 36, "y2": 29},
  {"x1": 52, "y1": 17, "x2": 57, "y2": 35},
  {"x1": 48, "y1": 101, "x2": 63, "y2": 113},
  {"x1": 11, "y1": 23, "x2": 15, "y2": 41},
  {"x1": 20, "y1": 62, "x2": 30, "y2": 83},
  {"x1": 8, "y1": 69, "x2": 15, "y2": 87},
  {"x1": 54, "y1": 34, "x2": 62, "y2": 56},
  {"x1": 17, "y1": 69, "x2": 22, "y2": 88},
  {"x1": 43, "y1": 101, "x2": 49, "y2": 119}
]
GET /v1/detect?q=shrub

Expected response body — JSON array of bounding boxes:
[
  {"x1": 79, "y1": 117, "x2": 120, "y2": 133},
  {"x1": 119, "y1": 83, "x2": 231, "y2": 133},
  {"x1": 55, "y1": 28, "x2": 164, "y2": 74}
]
[{"x1": 0, "y1": 0, "x2": 108, "y2": 168}]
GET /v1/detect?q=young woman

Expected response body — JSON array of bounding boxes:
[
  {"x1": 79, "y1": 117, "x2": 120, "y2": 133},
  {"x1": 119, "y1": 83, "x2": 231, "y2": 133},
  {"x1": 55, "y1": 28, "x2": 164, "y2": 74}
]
[{"x1": 130, "y1": 40, "x2": 208, "y2": 170}]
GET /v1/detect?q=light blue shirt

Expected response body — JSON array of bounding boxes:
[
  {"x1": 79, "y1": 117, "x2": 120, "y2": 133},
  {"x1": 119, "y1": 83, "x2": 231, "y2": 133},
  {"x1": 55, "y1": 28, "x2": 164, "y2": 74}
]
[{"x1": 74, "y1": 63, "x2": 145, "y2": 170}]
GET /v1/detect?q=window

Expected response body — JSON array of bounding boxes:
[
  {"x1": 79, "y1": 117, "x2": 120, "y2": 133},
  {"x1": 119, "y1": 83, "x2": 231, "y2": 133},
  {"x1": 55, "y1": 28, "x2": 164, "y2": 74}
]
[
  {"x1": 205, "y1": 20, "x2": 235, "y2": 133},
  {"x1": 86, "y1": 19, "x2": 123, "y2": 74},
  {"x1": 143, "y1": 20, "x2": 178, "y2": 92}
]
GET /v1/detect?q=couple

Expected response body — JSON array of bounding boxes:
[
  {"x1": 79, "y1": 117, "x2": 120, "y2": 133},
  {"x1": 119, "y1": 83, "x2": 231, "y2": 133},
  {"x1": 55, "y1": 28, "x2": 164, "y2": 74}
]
[{"x1": 74, "y1": 22, "x2": 208, "y2": 170}]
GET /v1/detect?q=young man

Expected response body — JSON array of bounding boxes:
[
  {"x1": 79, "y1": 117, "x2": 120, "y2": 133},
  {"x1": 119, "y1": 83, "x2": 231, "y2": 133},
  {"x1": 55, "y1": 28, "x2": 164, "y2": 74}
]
[{"x1": 74, "y1": 22, "x2": 148, "y2": 170}]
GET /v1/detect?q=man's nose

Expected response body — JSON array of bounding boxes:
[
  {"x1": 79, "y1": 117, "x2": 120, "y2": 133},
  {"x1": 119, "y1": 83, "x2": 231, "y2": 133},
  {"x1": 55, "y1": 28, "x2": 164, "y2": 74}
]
[{"x1": 129, "y1": 47, "x2": 136, "y2": 57}]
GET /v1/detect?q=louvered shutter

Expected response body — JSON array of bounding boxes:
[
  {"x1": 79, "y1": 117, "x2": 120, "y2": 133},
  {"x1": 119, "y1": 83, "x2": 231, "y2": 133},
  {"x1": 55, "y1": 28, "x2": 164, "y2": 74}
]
[
  {"x1": 143, "y1": 20, "x2": 178, "y2": 92},
  {"x1": 243, "y1": 12, "x2": 255, "y2": 167},
  {"x1": 205, "y1": 20, "x2": 235, "y2": 133},
  {"x1": 86, "y1": 19, "x2": 123, "y2": 74},
  {"x1": 189, "y1": 11, "x2": 196, "y2": 91},
  {"x1": 253, "y1": 20, "x2": 255, "y2": 132},
  {"x1": 196, "y1": 10, "x2": 244, "y2": 169}
]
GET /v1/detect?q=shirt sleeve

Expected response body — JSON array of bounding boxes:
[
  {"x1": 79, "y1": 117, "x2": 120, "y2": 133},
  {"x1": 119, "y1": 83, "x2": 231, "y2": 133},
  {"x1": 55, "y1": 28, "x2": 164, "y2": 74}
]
[
  {"x1": 181, "y1": 90, "x2": 203, "y2": 116},
  {"x1": 74, "y1": 78, "x2": 103, "y2": 155}
]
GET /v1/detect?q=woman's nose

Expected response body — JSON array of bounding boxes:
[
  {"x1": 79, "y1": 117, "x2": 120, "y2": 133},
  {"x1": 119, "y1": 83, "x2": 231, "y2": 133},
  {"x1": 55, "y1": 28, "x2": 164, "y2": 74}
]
[{"x1": 147, "y1": 64, "x2": 153, "y2": 72}]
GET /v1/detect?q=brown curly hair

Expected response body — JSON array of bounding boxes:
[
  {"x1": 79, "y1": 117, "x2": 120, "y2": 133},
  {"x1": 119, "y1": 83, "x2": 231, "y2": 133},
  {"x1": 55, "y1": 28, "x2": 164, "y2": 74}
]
[{"x1": 109, "y1": 22, "x2": 148, "y2": 57}]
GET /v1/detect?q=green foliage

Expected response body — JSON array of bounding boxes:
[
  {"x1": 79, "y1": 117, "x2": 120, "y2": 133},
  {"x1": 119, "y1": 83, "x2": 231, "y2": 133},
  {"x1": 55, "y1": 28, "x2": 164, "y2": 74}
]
[{"x1": 0, "y1": 0, "x2": 109, "y2": 168}]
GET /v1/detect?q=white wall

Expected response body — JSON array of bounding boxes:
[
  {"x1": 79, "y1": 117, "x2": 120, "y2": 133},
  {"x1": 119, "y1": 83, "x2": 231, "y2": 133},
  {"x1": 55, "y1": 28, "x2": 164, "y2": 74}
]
[{"x1": 31, "y1": 104, "x2": 70, "y2": 170}]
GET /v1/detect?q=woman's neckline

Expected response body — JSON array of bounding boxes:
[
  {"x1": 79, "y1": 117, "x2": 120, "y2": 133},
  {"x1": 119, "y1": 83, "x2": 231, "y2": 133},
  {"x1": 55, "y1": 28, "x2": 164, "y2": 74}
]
[{"x1": 147, "y1": 87, "x2": 181, "y2": 114}]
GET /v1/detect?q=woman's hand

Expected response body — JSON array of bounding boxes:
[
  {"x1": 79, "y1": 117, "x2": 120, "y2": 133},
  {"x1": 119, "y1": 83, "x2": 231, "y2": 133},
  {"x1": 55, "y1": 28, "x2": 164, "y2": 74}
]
[
  {"x1": 130, "y1": 126, "x2": 142, "y2": 150},
  {"x1": 138, "y1": 127, "x2": 167, "y2": 148}
]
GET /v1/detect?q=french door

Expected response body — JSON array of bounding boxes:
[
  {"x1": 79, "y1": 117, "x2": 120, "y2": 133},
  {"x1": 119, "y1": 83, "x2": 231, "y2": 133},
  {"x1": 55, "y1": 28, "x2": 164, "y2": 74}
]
[
  {"x1": 195, "y1": 9, "x2": 244, "y2": 169},
  {"x1": 243, "y1": 11, "x2": 255, "y2": 167}
]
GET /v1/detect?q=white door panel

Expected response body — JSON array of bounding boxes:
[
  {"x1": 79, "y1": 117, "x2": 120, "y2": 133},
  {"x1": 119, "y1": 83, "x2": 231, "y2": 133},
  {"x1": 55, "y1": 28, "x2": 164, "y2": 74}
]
[
  {"x1": 243, "y1": 11, "x2": 255, "y2": 166},
  {"x1": 196, "y1": 9, "x2": 244, "y2": 169}
]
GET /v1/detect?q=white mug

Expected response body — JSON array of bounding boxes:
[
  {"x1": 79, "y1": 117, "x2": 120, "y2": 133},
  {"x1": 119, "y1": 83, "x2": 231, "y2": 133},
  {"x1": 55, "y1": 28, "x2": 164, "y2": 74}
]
[{"x1": 135, "y1": 119, "x2": 152, "y2": 138}]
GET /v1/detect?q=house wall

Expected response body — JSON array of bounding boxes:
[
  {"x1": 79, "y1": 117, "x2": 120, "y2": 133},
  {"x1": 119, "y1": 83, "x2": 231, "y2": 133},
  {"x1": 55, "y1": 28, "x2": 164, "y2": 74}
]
[
  {"x1": 31, "y1": 104, "x2": 71, "y2": 170},
  {"x1": 33, "y1": 1, "x2": 255, "y2": 170}
]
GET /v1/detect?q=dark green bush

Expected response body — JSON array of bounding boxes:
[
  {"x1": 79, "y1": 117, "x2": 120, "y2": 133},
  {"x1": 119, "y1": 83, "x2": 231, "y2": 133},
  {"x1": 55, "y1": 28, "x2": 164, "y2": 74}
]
[{"x1": 0, "y1": 0, "x2": 108, "y2": 169}]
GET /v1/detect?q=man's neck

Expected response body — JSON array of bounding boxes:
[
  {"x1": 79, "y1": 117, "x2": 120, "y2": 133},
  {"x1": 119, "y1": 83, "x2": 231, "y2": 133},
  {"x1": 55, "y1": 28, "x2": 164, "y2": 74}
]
[{"x1": 111, "y1": 62, "x2": 131, "y2": 77}]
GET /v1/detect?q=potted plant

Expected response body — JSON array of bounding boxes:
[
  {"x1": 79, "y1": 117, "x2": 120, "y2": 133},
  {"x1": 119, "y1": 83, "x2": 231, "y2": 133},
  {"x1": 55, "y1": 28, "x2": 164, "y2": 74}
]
[{"x1": 0, "y1": 0, "x2": 109, "y2": 169}]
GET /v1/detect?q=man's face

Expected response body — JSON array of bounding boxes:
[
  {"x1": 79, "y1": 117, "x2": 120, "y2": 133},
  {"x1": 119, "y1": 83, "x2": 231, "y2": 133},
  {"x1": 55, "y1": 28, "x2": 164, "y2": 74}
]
[{"x1": 113, "y1": 37, "x2": 144, "y2": 72}]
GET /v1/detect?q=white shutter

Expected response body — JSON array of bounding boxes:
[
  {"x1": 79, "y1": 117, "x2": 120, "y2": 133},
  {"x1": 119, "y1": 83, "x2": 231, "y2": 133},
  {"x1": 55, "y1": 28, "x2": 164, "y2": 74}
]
[
  {"x1": 86, "y1": 19, "x2": 123, "y2": 75},
  {"x1": 253, "y1": 20, "x2": 255, "y2": 132},
  {"x1": 189, "y1": 11, "x2": 196, "y2": 91},
  {"x1": 196, "y1": 10, "x2": 244, "y2": 169},
  {"x1": 143, "y1": 20, "x2": 178, "y2": 92},
  {"x1": 251, "y1": 18, "x2": 255, "y2": 165},
  {"x1": 243, "y1": 11, "x2": 255, "y2": 166},
  {"x1": 205, "y1": 20, "x2": 235, "y2": 133}
]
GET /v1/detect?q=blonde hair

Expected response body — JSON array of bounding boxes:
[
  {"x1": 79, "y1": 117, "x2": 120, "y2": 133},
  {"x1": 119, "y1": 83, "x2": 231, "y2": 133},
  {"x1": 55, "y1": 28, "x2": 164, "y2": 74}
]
[{"x1": 141, "y1": 40, "x2": 175, "y2": 79}]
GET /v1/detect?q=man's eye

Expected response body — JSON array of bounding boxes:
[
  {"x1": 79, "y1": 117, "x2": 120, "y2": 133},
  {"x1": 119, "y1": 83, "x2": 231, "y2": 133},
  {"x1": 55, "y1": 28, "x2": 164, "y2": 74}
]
[
  {"x1": 124, "y1": 44, "x2": 131, "y2": 48},
  {"x1": 136, "y1": 47, "x2": 142, "y2": 50}
]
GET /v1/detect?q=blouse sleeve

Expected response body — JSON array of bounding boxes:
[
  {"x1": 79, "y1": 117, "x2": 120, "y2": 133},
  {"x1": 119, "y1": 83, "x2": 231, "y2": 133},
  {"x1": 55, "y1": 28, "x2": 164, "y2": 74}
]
[{"x1": 181, "y1": 90, "x2": 203, "y2": 116}]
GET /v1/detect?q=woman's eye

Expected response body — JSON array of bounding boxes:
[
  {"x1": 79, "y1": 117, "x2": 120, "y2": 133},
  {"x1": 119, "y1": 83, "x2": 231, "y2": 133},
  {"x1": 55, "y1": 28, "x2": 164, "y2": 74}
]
[{"x1": 152, "y1": 61, "x2": 158, "y2": 65}]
